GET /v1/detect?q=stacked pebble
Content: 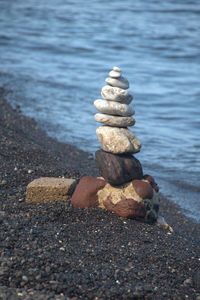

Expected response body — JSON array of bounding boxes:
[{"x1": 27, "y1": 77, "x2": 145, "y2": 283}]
[
  {"x1": 95, "y1": 67, "x2": 141, "y2": 153},
  {"x1": 71, "y1": 67, "x2": 163, "y2": 224},
  {"x1": 94, "y1": 66, "x2": 143, "y2": 186},
  {"x1": 26, "y1": 68, "x2": 171, "y2": 229}
]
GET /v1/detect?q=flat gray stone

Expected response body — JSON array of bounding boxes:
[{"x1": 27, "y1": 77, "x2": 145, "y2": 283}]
[
  {"x1": 96, "y1": 126, "x2": 141, "y2": 154},
  {"x1": 101, "y1": 85, "x2": 133, "y2": 104},
  {"x1": 94, "y1": 99, "x2": 135, "y2": 117},
  {"x1": 109, "y1": 70, "x2": 121, "y2": 78},
  {"x1": 94, "y1": 113, "x2": 135, "y2": 127},
  {"x1": 106, "y1": 76, "x2": 129, "y2": 89}
]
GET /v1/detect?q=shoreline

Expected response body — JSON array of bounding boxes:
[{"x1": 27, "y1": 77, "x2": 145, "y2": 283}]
[{"x1": 0, "y1": 87, "x2": 200, "y2": 299}]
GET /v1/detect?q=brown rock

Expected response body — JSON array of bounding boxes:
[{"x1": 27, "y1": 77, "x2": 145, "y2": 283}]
[
  {"x1": 70, "y1": 176, "x2": 160, "y2": 222},
  {"x1": 71, "y1": 176, "x2": 106, "y2": 208},
  {"x1": 95, "y1": 149, "x2": 143, "y2": 186},
  {"x1": 143, "y1": 174, "x2": 159, "y2": 192},
  {"x1": 132, "y1": 180, "x2": 153, "y2": 199},
  {"x1": 26, "y1": 177, "x2": 75, "y2": 203},
  {"x1": 103, "y1": 195, "x2": 146, "y2": 219}
]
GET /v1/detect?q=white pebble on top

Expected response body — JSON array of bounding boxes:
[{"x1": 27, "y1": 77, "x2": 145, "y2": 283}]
[{"x1": 113, "y1": 66, "x2": 121, "y2": 72}]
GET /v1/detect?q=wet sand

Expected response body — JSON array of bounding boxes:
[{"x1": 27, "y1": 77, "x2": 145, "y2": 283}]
[{"x1": 0, "y1": 87, "x2": 200, "y2": 299}]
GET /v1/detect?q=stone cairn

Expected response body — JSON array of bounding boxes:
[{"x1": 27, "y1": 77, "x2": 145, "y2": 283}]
[
  {"x1": 26, "y1": 67, "x2": 172, "y2": 230},
  {"x1": 71, "y1": 67, "x2": 162, "y2": 224},
  {"x1": 94, "y1": 66, "x2": 142, "y2": 186}
]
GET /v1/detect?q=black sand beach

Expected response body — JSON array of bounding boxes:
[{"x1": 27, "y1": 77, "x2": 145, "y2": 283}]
[{"x1": 0, "y1": 87, "x2": 200, "y2": 299}]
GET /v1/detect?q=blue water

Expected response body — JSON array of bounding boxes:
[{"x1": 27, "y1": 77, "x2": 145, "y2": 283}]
[{"x1": 0, "y1": 0, "x2": 200, "y2": 222}]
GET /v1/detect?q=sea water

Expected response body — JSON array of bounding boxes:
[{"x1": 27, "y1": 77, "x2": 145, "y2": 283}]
[{"x1": 0, "y1": 0, "x2": 200, "y2": 222}]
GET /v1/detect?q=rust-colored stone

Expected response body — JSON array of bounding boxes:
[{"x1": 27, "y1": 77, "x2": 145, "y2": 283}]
[
  {"x1": 103, "y1": 195, "x2": 146, "y2": 219},
  {"x1": 132, "y1": 179, "x2": 153, "y2": 199},
  {"x1": 71, "y1": 176, "x2": 106, "y2": 208},
  {"x1": 143, "y1": 174, "x2": 159, "y2": 192}
]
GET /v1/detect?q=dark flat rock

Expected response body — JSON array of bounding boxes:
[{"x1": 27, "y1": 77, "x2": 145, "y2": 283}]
[{"x1": 95, "y1": 149, "x2": 143, "y2": 185}]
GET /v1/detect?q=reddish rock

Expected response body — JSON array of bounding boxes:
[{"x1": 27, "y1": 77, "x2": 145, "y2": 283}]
[
  {"x1": 71, "y1": 176, "x2": 106, "y2": 208},
  {"x1": 71, "y1": 175, "x2": 159, "y2": 222},
  {"x1": 95, "y1": 149, "x2": 143, "y2": 186},
  {"x1": 103, "y1": 195, "x2": 146, "y2": 219},
  {"x1": 143, "y1": 174, "x2": 159, "y2": 192},
  {"x1": 132, "y1": 179, "x2": 153, "y2": 199}
]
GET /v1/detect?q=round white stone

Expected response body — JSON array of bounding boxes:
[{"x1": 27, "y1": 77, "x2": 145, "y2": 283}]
[
  {"x1": 96, "y1": 126, "x2": 141, "y2": 154},
  {"x1": 94, "y1": 113, "x2": 135, "y2": 127},
  {"x1": 106, "y1": 76, "x2": 129, "y2": 89},
  {"x1": 113, "y1": 66, "x2": 121, "y2": 72},
  {"x1": 94, "y1": 99, "x2": 135, "y2": 117},
  {"x1": 101, "y1": 86, "x2": 133, "y2": 104},
  {"x1": 109, "y1": 70, "x2": 121, "y2": 78}
]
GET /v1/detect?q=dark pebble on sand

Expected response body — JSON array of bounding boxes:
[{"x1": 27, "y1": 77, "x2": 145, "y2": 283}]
[{"x1": 193, "y1": 270, "x2": 200, "y2": 291}]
